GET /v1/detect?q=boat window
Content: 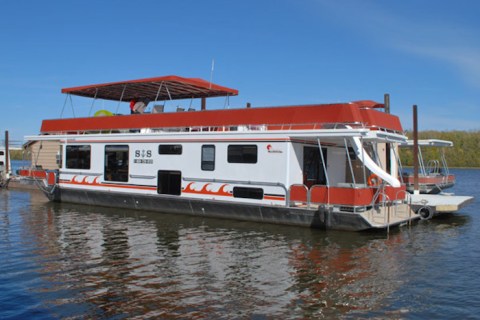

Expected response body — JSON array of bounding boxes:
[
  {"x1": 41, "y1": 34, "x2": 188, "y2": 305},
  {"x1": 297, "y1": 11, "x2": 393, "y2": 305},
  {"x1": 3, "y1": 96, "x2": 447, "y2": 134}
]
[
  {"x1": 157, "y1": 170, "x2": 181, "y2": 195},
  {"x1": 0, "y1": 161, "x2": 3, "y2": 166},
  {"x1": 228, "y1": 145, "x2": 257, "y2": 163},
  {"x1": 66, "y1": 145, "x2": 91, "y2": 169},
  {"x1": 0, "y1": 151, "x2": 4, "y2": 156},
  {"x1": 233, "y1": 187, "x2": 263, "y2": 200},
  {"x1": 159, "y1": 144, "x2": 183, "y2": 155},
  {"x1": 105, "y1": 145, "x2": 129, "y2": 182},
  {"x1": 201, "y1": 145, "x2": 215, "y2": 171}
]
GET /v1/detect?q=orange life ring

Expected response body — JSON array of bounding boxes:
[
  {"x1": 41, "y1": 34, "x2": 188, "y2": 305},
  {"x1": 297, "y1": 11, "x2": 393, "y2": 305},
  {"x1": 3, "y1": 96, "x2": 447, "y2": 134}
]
[{"x1": 367, "y1": 174, "x2": 381, "y2": 187}]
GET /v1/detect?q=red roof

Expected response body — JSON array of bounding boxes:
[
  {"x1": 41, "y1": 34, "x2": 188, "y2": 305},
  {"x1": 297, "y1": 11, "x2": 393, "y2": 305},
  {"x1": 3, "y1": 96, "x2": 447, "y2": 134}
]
[
  {"x1": 61, "y1": 75, "x2": 239, "y2": 101},
  {"x1": 40, "y1": 102, "x2": 403, "y2": 134}
]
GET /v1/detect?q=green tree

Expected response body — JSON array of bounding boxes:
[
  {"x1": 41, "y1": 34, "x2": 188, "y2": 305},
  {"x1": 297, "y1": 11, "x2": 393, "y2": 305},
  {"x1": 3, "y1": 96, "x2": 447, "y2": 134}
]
[{"x1": 400, "y1": 130, "x2": 480, "y2": 168}]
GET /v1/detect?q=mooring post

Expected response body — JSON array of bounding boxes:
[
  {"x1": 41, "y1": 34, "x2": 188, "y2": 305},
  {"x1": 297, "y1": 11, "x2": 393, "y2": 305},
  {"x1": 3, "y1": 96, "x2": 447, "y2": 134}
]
[
  {"x1": 384, "y1": 93, "x2": 390, "y2": 114},
  {"x1": 413, "y1": 105, "x2": 419, "y2": 194},
  {"x1": 5, "y1": 130, "x2": 10, "y2": 179},
  {"x1": 384, "y1": 94, "x2": 391, "y2": 174}
]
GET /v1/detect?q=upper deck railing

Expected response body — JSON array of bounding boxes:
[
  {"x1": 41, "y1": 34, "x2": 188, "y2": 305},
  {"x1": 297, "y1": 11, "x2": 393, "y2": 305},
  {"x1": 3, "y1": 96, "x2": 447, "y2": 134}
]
[{"x1": 41, "y1": 120, "x2": 400, "y2": 136}]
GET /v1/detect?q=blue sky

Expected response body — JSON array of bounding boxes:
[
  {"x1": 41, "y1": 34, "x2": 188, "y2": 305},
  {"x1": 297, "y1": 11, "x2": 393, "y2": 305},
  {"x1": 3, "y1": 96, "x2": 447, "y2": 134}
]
[{"x1": 1, "y1": 0, "x2": 480, "y2": 143}]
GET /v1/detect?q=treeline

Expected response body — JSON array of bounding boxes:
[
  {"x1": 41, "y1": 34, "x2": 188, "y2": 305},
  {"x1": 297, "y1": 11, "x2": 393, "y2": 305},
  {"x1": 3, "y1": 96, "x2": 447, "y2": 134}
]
[
  {"x1": 9, "y1": 150, "x2": 24, "y2": 160},
  {"x1": 400, "y1": 130, "x2": 480, "y2": 168}
]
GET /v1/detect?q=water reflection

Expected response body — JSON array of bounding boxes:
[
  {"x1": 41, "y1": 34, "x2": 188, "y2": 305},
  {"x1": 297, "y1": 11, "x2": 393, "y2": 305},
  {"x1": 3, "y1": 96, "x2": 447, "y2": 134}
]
[{"x1": 5, "y1": 189, "x2": 470, "y2": 319}]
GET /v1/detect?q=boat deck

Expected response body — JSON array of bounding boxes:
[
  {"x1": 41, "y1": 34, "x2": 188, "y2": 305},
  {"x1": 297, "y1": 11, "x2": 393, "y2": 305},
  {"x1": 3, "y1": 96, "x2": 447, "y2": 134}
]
[
  {"x1": 361, "y1": 203, "x2": 417, "y2": 228},
  {"x1": 293, "y1": 202, "x2": 419, "y2": 229},
  {"x1": 410, "y1": 194, "x2": 474, "y2": 213}
]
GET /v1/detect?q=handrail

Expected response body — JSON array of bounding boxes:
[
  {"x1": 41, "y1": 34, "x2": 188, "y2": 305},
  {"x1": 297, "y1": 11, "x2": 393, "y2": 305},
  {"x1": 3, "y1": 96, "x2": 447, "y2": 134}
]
[
  {"x1": 40, "y1": 120, "x2": 403, "y2": 136},
  {"x1": 35, "y1": 169, "x2": 58, "y2": 197},
  {"x1": 441, "y1": 150, "x2": 450, "y2": 175},
  {"x1": 288, "y1": 184, "x2": 309, "y2": 207},
  {"x1": 426, "y1": 159, "x2": 440, "y2": 174},
  {"x1": 394, "y1": 189, "x2": 412, "y2": 223},
  {"x1": 286, "y1": 183, "x2": 409, "y2": 228},
  {"x1": 371, "y1": 183, "x2": 386, "y2": 207},
  {"x1": 369, "y1": 186, "x2": 393, "y2": 228}
]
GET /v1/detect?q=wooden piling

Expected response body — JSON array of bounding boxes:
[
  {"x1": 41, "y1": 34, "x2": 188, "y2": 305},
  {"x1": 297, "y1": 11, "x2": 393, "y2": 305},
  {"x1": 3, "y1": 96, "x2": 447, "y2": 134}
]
[
  {"x1": 5, "y1": 130, "x2": 9, "y2": 178},
  {"x1": 413, "y1": 105, "x2": 419, "y2": 193},
  {"x1": 384, "y1": 94, "x2": 391, "y2": 174}
]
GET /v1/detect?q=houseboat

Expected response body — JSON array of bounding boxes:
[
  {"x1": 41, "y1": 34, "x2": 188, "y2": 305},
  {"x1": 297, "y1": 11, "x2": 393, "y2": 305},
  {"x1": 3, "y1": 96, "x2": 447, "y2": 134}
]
[
  {"x1": 399, "y1": 139, "x2": 455, "y2": 194},
  {"x1": 26, "y1": 75, "x2": 425, "y2": 231},
  {"x1": 0, "y1": 147, "x2": 11, "y2": 187}
]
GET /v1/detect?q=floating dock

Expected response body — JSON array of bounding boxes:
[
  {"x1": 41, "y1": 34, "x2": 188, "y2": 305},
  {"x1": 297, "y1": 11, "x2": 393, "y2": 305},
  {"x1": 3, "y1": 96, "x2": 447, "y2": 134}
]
[{"x1": 410, "y1": 193, "x2": 474, "y2": 218}]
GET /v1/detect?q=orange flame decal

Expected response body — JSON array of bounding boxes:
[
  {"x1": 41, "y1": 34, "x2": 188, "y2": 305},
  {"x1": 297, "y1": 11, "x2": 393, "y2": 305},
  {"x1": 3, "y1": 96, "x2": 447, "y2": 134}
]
[
  {"x1": 69, "y1": 175, "x2": 102, "y2": 186},
  {"x1": 183, "y1": 182, "x2": 231, "y2": 197}
]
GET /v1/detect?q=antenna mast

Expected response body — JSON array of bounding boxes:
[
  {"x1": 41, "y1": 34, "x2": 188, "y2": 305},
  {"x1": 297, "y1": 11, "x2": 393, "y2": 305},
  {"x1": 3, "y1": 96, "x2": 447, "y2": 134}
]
[{"x1": 209, "y1": 59, "x2": 215, "y2": 89}]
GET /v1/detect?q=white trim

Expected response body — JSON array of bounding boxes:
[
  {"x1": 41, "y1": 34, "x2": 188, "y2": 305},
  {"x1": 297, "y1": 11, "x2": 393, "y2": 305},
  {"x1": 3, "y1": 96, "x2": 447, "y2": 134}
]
[
  {"x1": 26, "y1": 128, "x2": 407, "y2": 144},
  {"x1": 400, "y1": 139, "x2": 453, "y2": 147}
]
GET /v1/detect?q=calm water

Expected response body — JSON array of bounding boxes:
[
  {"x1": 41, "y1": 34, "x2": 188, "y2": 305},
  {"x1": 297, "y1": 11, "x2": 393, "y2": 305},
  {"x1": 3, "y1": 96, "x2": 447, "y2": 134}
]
[{"x1": 0, "y1": 167, "x2": 479, "y2": 319}]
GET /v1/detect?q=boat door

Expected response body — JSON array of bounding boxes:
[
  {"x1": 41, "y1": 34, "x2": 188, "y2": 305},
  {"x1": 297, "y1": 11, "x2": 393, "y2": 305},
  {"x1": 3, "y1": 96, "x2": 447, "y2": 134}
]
[{"x1": 303, "y1": 146, "x2": 327, "y2": 188}]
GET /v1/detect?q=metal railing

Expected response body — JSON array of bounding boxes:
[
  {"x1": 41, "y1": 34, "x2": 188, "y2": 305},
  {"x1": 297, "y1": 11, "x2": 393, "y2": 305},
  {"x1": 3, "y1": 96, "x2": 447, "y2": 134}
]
[
  {"x1": 41, "y1": 120, "x2": 404, "y2": 136},
  {"x1": 287, "y1": 183, "x2": 404, "y2": 209},
  {"x1": 426, "y1": 159, "x2": 440, "y2": 174}
]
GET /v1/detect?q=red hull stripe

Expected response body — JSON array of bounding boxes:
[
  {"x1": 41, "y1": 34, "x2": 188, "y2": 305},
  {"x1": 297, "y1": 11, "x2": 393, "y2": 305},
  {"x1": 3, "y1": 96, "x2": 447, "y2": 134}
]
[{"x1": 264, "y1": 195, "x2": 286, "y2": 201}]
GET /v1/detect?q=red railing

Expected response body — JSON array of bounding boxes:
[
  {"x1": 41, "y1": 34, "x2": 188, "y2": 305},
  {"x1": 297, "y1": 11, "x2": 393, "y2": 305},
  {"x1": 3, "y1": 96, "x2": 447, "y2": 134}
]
[
  {"x1": 289, "y1": 184, "x2": 407, "y2": 207},
  {"x1": 289, "y1": 184, "x2": 309, "y2": 204}
]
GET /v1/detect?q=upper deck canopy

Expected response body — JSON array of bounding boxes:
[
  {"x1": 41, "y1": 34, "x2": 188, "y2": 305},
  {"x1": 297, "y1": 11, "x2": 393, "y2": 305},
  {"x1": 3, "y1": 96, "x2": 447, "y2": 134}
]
[
  {"x1": 61, "y1": 75, "x2": 239, "y2": 101},
  {"x1": 400, "y1": 139, "x2": 453, "y2": 147}
]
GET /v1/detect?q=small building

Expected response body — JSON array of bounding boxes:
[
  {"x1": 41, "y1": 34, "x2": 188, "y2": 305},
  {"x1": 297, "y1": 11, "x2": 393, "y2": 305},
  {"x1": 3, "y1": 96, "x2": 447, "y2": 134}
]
[{"x1": 23, "y1": 140, "x2": 61, "y2": 170}]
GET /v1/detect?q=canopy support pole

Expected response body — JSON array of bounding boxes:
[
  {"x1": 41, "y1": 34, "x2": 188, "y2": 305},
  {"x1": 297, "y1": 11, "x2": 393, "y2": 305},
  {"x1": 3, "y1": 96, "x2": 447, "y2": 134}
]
[
  {"x1": 165, "y1": 85, "x2": 173, "y2": 101},
  {"x1": 224, "y1": 94, "x2": 230, "y2": 109},
  {"x1": 115, "y1": 84, "x2": 127, "y2": 114},
  {"x1": 88, "y1": 88, "x2": 99, "y2": 117},
  {"x1": 69, "y1": 95, "x2": 76, "y2": 118},
  {"x1": 60, "y1": 94, "x2": 68, "y2": 118},
  {"x1": 154, "y1": 82, "x2": 164, "y2": 102}
]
